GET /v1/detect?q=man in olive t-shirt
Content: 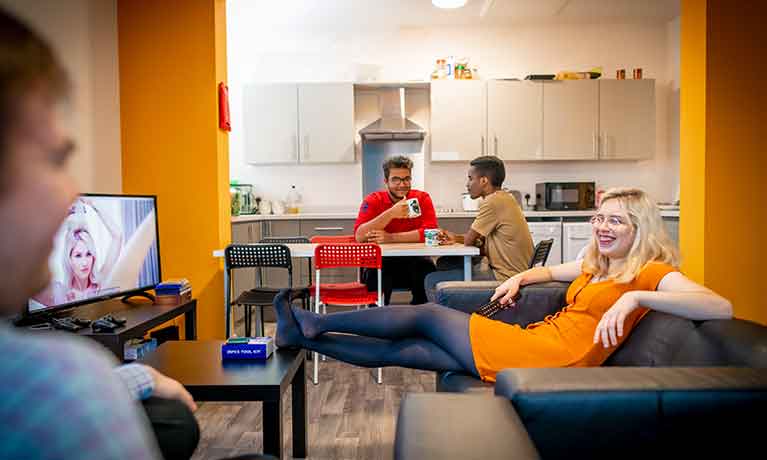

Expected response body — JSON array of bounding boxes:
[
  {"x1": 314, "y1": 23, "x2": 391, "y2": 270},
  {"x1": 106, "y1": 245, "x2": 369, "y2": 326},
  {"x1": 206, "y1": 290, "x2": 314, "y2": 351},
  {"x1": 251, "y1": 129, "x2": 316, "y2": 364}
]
[
  {"x1": 424, "y1": 156, "x2": 533, "y2": 301},
  {"x1": 470, "y1": 188, "x2": 533, "y2": 280}
]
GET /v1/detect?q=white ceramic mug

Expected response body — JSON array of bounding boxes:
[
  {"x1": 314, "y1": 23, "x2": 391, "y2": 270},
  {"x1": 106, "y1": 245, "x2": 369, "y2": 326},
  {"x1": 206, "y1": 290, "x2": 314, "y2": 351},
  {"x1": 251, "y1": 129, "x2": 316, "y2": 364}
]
[{"x1": 406, "y1": 198, "x2": 421, "y2": 218}]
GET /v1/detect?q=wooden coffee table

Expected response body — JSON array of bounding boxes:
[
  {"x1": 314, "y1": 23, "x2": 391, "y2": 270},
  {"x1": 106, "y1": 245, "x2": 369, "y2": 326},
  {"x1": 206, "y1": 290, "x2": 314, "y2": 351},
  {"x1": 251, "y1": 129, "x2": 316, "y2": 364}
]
[{"x1": 140, "y1": 340, "x2": 306, "y2": 459}]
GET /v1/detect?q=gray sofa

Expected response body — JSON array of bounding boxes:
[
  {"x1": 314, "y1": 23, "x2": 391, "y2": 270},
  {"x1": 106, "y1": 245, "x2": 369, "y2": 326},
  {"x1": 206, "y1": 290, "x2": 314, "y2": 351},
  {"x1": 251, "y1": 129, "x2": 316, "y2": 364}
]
[{"x1": 394, "y1": 281, "x2": 767, "y2": 459}]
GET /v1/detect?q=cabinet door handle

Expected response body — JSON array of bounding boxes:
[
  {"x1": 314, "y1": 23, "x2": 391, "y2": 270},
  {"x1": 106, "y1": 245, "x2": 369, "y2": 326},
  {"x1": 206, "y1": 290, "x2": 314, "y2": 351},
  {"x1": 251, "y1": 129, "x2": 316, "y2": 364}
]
[
  {"x1": 602, "y1": 132, "x2": 608, "y2": 157},
  {"x1": 293, "y1": 132, "x2": 299, "y2": 161},
  {"x1": 303, "y1": 135, "x2": 310, "y2": 160},
  {"x1": 481, "y1": 136, "x2": 485, "y2": 155},
  {"x1": 314, "y1": 227, "x2": 344, "y2": 231},
  {"x1": 494, "y1": 136, "x2": 498, "y2": 156},
  {"x1": 592, "y1": 132, "x2": 597, "y2": 156}
]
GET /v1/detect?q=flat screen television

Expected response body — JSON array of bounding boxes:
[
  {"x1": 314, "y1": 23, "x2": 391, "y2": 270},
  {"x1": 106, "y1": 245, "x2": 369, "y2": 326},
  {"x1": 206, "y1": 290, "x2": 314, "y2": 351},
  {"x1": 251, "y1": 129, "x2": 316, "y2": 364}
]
[{"x1": 25, "y1": 193, "x2": 161, "y2": 319}]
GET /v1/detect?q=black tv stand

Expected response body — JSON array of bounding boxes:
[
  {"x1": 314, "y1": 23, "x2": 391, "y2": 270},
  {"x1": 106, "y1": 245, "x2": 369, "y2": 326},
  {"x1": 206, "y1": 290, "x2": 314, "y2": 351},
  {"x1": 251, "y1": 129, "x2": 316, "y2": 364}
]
[{"x1": 121, "y1": 291, "x2": 156, "y2": 303}]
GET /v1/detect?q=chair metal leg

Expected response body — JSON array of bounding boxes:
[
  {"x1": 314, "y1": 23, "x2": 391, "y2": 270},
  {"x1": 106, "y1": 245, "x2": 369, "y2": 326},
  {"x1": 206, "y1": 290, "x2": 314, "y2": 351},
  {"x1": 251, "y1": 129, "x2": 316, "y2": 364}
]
[
  {"x1": 244, "y1": 305, "x2": 251, "y2": 337},
  {"x1": 313, "y1": 296, "x2": 321, "y2": 385},
  {"x1": 313, "y1": 348, "x2": 319, "y2": 385},
  {"x1": 256, "y1": 305, "x2": 265, "y2": 337},
  {"x1": 321, "y1": 300, "x2": 327, "y2": 361}
]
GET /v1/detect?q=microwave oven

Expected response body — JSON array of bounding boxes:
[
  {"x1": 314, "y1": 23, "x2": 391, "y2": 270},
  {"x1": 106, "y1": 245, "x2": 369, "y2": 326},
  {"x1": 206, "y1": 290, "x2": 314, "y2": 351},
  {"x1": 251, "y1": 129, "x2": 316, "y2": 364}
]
[{"x1": 535, "y1": 182, "x2": 595, "y2": 211}]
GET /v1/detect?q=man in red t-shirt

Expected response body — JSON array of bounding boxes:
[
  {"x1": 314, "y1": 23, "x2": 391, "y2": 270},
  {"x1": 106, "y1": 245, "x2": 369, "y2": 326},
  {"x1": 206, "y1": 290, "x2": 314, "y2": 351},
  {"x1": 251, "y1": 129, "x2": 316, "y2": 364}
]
[{"x1": 354, "y1": 156, "x2": 437, "y2": 304}]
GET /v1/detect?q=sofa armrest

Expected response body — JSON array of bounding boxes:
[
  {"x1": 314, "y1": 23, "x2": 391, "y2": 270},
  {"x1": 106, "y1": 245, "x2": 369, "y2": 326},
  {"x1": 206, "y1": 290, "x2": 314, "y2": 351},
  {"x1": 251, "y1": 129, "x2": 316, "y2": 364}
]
[
  {"x1": 394, "y1": 393, "x2": 540, "y2": 460},
  {"x1": 494, "y1": 367, "x2": 767, "y2": 458},
  {"x1": 436, "y1": 281, "x2": 570, "y2": 328},
  {"x1": 434, "y1": 281, "x2": 501, "y2": 313}
]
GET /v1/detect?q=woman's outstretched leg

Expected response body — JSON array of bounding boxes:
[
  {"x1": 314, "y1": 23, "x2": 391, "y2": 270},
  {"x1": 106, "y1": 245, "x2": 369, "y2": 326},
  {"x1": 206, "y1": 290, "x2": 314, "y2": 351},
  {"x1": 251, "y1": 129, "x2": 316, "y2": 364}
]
[
  {"x1": 274, "y1": 290, "x2": 478, "y2": 376},
  {"x1": 305, "y1": 334, "x2": 469, "y2": 373}
]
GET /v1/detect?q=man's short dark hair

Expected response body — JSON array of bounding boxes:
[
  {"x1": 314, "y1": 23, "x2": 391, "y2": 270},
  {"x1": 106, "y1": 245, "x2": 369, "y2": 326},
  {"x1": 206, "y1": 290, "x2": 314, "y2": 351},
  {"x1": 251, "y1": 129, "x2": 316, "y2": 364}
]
[
  {"x1": 383, "y1": 155, "x2": 413, "y2": 180},
  {"x1": 0, "y1": 8, "x2": 68, "y2": 184},
  {"x1": 470, "y1": 156, "x2": 506, "y2": 187}
]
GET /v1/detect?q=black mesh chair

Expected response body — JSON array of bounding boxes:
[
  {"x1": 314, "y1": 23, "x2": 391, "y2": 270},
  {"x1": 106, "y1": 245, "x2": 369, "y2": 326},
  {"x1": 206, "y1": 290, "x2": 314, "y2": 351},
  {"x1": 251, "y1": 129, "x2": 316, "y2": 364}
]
[
  {"x1": 528, "y1": 239, "x2": 554, "y2": 268},
  {"x1": 224, "y1": 243, "x2": 309, "y2": 338},
  {"x1": 259, "y1": 236, "x2": 311, "y2": 279}
]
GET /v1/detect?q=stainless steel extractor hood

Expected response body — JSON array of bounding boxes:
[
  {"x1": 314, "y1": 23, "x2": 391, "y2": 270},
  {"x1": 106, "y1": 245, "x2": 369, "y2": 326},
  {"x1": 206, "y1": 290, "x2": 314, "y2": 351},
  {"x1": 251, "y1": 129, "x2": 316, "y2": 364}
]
[{"x1": 359, "y1": 87, "x2": 425, "y2": 141}]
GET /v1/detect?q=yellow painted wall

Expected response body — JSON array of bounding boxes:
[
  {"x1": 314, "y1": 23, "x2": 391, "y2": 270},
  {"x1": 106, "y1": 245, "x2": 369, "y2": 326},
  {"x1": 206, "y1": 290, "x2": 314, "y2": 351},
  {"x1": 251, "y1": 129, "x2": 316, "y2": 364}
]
[
  {"x1": 681, "y1": 0, "x2": 766, "y2": 324},
  {"x1": 703, "y1": 1, "x2": 766, "y2": 324},
  {"x1": 679, "y1": 0, "x2": 706, "y2": 283},
  {"x1": 118, "y1": 0, "x2": 230, "y2": 339}
]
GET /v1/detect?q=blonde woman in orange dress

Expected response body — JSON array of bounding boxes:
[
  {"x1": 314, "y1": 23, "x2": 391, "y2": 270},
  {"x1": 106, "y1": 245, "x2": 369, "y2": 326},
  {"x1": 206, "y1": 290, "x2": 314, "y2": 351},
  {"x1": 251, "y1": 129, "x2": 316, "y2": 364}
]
[{"x1": 274, "y1": 188, "x2": 732, "y2": 382}]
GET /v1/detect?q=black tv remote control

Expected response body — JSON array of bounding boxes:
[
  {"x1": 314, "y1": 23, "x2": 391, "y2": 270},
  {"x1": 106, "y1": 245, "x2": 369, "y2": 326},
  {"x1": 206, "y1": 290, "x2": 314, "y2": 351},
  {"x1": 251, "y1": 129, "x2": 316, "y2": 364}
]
[
  {"x1": 91, "y1": 318, "x2": 118, "y2": 333},
  {"x1": 476, "y1": 293, "x2": 521, "y2": 318},
  {"x1": 100, "y1": 314, "x2": 126, "y2": 326},
  {"x1": 51, "y1": 317, "x2": 83, "y2": 332},
  {"x1": 70, "y1": 317, "x2": 91, "y2": 327}
]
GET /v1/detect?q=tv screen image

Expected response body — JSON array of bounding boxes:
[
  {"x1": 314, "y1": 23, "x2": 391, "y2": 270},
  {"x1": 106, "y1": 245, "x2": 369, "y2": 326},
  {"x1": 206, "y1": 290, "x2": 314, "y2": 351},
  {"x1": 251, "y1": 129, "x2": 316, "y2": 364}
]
[{"x1": 28, "y1": 194, "x2": 161, "y2": 315}]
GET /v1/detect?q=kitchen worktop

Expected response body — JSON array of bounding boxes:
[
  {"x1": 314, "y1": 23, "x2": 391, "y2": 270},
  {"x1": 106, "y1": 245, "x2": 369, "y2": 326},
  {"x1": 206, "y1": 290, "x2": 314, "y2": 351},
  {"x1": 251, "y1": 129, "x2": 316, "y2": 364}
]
[{"x1": 232, "y1": 208, "x2": 679, "y2": 223}]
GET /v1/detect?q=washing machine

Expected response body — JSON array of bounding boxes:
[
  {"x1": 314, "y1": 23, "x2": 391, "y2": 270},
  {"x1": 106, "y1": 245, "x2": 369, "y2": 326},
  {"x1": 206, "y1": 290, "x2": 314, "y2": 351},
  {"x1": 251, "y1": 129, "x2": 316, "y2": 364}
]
[
  {"x1": 563, "y1": 222, "x2": 593, "y2": 262},
  {"x1": 527, "y1": 222, "x2": 562, "y2": 266}
]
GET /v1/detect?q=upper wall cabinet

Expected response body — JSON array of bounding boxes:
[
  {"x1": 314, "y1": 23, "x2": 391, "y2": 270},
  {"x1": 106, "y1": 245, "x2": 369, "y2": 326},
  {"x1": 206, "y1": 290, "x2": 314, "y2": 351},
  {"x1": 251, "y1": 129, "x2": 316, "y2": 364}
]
[
  {"x1": 298, "y1": 83, "x2": 355, "y2": 163},
  {"x1": 598, "y1": 79, "x2": 655, "y2": 160},
  {"x1": 487, "y1": 80, "x2": 543, "y2": 160},
  {"x1": 431, "y1": 80, "x2": 487, "y2": 161},
  {"x1": 542, "y1": 80, "x2": 600, "y2": 160},
  {"x1": 244, "y1": 83, "x2": 354, "y2": 165},
  {"x1": 244, "y1": 84, "x2": 299, "y2": 164}
]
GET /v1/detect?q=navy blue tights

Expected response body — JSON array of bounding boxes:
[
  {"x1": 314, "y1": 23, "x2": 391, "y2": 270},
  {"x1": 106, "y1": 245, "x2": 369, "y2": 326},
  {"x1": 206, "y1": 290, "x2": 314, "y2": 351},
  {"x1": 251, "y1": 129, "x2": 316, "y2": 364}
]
[{"x1": 274, "y1": 290, "x2": 479, "y2": 377}]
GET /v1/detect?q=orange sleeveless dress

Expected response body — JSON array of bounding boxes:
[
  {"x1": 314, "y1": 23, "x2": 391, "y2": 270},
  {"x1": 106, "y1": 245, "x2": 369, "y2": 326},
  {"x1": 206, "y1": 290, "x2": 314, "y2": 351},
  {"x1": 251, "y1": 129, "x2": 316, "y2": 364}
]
[{"x1": 469, "y1": 262, "x2": 676, "y2": 382}]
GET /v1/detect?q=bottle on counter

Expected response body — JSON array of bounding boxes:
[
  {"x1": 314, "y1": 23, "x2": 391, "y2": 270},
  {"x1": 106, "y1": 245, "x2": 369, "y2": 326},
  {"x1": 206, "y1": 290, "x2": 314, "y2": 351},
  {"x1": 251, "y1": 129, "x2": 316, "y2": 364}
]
[{"x1": 286, "y1": 185, "x2": 302, "y2": 214}]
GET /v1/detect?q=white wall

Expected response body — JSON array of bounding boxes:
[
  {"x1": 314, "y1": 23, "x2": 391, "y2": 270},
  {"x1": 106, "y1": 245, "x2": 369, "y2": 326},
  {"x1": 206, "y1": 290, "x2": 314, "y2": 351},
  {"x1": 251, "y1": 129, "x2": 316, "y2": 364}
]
[
  {"x1": 228, "y1": 8, "x2": 681, "y2": 210},
  {"x1": 1, "y1": 0, "x2": 122, "y2": 193}
]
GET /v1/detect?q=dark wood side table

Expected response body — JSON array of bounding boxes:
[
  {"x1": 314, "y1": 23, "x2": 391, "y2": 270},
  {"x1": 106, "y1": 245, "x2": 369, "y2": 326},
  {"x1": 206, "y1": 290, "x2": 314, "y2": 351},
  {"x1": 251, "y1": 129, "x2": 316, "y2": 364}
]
[
  {"x1": 140, "y1": 341, "x2": 307, "y2": 459},
  {"x1": 72, "y1": 297, "x2": 197, "y2": 358}
]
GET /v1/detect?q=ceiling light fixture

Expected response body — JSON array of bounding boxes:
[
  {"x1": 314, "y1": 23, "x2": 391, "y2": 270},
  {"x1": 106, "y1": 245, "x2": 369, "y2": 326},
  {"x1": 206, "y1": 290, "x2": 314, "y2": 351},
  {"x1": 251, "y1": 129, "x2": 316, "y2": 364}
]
[{"x1": 432, "y1": 0, "x2": 468, "y2": 9}]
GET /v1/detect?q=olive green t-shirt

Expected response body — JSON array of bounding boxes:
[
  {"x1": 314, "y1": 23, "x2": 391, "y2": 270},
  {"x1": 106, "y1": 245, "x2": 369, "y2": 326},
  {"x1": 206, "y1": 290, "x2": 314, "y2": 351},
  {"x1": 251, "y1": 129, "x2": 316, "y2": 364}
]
[{"x1": 470, "y1": 191, "x2": 533, "y2": 280}]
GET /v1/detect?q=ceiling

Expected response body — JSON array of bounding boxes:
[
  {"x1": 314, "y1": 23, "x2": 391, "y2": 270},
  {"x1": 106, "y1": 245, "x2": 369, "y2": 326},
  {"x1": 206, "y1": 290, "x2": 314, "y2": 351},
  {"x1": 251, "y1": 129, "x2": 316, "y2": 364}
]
[{"x1": 228, "y1": 0, "x2": 680, "y2": 29}]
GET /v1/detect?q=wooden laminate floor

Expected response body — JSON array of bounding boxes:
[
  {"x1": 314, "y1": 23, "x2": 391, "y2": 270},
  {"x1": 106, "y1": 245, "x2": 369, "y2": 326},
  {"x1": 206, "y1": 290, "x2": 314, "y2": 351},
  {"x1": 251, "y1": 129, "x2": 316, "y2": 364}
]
[{"x1": 192, "y1": 307, "x2": 436, "y2": 460}]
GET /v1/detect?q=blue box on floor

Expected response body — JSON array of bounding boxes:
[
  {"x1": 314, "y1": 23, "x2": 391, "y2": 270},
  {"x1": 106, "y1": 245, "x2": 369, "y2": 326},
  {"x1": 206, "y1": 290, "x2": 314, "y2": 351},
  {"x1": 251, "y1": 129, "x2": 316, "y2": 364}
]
[{"x1": 221, "y1": 337, "x2": 274, "y2": 360}]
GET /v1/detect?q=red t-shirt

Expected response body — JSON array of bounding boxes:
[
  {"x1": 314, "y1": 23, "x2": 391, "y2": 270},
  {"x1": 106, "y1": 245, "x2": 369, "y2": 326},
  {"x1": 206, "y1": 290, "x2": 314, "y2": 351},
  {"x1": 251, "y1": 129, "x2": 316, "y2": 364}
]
[{"x1": 354, "y1": 189, "x2": 438, "y2": 242}]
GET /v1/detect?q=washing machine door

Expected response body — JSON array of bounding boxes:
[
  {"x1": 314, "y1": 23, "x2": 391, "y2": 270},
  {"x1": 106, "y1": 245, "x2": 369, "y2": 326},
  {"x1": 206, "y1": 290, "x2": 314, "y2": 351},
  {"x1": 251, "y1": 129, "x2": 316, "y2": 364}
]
[{"x1": 563, "y1": 222, "x2": 593, "y2": 262}]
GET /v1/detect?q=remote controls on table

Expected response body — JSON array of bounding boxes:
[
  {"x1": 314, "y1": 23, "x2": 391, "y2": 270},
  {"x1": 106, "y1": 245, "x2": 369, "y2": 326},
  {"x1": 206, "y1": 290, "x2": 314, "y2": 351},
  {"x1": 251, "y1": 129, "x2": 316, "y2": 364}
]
[
  {"x1": 50, "y1": 317, "x2": 84, "y2": 332},
  {"x1": 100, "y1": 314, "x2": 127, "y2": 326},
  {"x1": 90, "y1": 314, "x2": 127, "y2": 332}
]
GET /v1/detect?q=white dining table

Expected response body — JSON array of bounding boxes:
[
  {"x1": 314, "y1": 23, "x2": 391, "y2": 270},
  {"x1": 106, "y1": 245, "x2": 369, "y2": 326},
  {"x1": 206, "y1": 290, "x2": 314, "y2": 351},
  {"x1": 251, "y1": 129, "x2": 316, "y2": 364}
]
[
  {"x1": 215, "y1": 242, "x2": 479, "y2": 339},
  {"x1": 213, "y1": 242, "x2": 480, "y2": 281}
]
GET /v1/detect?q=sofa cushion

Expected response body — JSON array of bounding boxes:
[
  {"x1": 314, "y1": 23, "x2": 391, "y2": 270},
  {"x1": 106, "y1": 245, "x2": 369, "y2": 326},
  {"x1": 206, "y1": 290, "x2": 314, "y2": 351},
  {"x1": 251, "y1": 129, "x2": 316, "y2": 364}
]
[
  {"x1": 604, "y1": 311, "x2": 697, "y2": 366},
  {"x1": 495, "y1": 367, "x2": 767, "y2": 458},
  {"x1": 672, "y1": 318, "x2": 767, "y2": 367},
  {"x1": 394, "y1": 393, "x2": 540, "y2": 460}
]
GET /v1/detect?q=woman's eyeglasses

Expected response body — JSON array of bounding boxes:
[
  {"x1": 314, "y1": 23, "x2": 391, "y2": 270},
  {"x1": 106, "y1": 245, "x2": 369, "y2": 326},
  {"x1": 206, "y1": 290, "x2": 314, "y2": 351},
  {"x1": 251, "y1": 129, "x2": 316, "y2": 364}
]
[{"x1": 590, "y1": 214, "x2": 629, "y2": 228}]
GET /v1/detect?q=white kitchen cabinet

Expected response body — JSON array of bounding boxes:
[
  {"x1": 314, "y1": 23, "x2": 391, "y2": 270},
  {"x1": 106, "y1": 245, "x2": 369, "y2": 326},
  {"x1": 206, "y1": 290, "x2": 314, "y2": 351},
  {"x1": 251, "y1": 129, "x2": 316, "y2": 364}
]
[
  {"x1": 487, "y1": 80, "x2": 543, "y2": 160},
  {"x1": 542, "y1": 80, "x2": 599, "y2": 160},
  {"x1": 244, "y1": 83, "x2": 354, "y2": 165},
  {"x1": 599, "y1": 79, "x2": 655, "y2": 160},
  {"x1": 431, "y1": 80, "x2": 487, "y2": 161},
  {"x1": 527, "y1": 222, "x2": 562, "y2": 266},
  {"x1": 298, "y1": 83, "x2": 355, "y2": 163},
  {"x1": 244, "y1": 84, "x2": 299, "y2": 165}
]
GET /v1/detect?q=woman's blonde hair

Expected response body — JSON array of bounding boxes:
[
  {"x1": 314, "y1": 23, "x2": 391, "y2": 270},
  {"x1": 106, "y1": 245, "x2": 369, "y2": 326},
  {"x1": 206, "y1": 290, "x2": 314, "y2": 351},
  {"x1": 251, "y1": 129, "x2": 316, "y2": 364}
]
[
  {"x1": 63, "y1": 227, "x2": 99, "y2": 287},
  {"x1": 582, "y1": 187, "x2": 679, "y2": 283}
]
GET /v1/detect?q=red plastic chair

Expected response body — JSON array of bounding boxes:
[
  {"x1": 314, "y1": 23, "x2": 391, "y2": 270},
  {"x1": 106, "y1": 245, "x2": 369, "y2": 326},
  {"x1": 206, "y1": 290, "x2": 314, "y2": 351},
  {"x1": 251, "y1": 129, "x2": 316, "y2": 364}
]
[
  {"x1": 312, "y1": 242, "x2": 383, "y2": 384},
  {"x1": 307, "y1": 235, "x2": 369, "y2": 298}
]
